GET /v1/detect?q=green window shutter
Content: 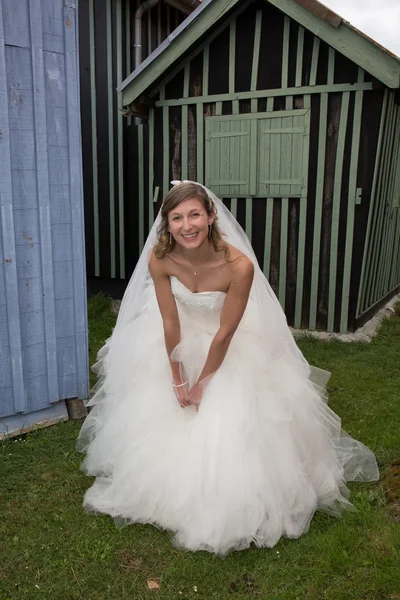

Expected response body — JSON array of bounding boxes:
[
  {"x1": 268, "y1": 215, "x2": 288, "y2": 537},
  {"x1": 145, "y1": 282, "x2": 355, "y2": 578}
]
[
  {"x1": 258, "y1": 109, "x2": 310, "y2": 198},
  {"x1": 205, "y1": 117, "x2": 253, "y2": 197},
  {"x1": 205, "y1": 109, "x2": 310, "y2": 198}
]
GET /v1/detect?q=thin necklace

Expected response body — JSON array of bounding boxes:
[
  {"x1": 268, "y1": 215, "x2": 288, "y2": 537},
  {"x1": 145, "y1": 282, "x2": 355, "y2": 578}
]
[{"x1": 182, "y1": 244, "x2": 210, "y2": 276}]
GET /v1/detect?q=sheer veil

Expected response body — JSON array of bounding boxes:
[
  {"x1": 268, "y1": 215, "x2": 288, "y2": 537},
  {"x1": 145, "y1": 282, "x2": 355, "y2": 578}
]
[
  {"x1": 117, "y1": 180, "x2": 314, "y2": 380},
  {"x1": 83, "y1": 180, "x2": 378, "y2": 484}
]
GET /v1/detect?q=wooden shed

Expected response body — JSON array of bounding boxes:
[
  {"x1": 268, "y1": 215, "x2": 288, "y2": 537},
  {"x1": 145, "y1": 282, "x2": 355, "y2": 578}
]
[
  {"x1": 0, "y1": 0, "x2": 88, "y2": 437},
  {"x1": 78, "y1": 0, "x2": 197, "y2": 292},
  {"x1": 118, "y1": 0, "x2": 400, "y2": 333}
]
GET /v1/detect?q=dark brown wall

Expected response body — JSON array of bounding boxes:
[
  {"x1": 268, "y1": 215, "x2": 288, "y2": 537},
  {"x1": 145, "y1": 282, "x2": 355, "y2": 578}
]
[
  {"x1": 150, "y1": 1, "x2": 384, "y2": 330},
  {"x1": 79, "y1": 0, "x2": 185, "y2": 281}
]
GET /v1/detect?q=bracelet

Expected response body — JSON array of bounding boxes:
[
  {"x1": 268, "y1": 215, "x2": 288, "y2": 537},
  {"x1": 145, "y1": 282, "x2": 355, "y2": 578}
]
[{"x1": 172, "y1": 381, "x2": 188, "y2": 388}]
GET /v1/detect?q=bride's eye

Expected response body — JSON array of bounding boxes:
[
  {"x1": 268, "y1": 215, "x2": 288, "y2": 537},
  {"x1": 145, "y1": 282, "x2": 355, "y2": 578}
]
[{"x1": 172, "y1": 216, "x2": 181, "y2": 221}]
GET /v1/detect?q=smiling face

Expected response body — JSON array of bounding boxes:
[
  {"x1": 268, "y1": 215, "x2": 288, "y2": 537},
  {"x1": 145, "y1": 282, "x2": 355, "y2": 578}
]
[{"x1": 168, "y1": 197, "x2": 214, "y2": 250}]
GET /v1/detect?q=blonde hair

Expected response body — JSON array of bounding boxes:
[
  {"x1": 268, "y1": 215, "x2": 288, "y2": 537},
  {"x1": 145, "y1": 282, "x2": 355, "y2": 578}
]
[{"x1": 153, "y1": 182, "x2": 227, "y2": 259}]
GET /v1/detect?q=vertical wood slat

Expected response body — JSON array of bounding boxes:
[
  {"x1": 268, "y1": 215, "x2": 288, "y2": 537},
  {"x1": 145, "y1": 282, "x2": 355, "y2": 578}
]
[
  {"x1": 116, "y1": 0, "x2": 125, "y2": 278},
  {"x1": 295, "y1": 26, "x2": 304, "y2": 87},
  {"x1": 157, "y1": 2, "x2": 161, "y2": 47},
  {"x1": 389, "y1": 117, "x2": 400, "y2": 289},
  {"x1": 231, "y1": 198, "x2": 237, "y2": 220},
  {"x1": 138, "y1": 123, "x2": 145, "y2": 250},
  {"x1": 229, "y1": 20, "x2": 239, "y2": 116},
  {"x1": 161, "y1": 86, "x2": 170, "y2": 200},
  {"x1": 248, "y1": 9, "x2": 262, "y2": 235},
  {"x1": 220, "y1": 120, "x2": 229, "y2": 193},
  {"x1": 181, "y1": 64, "x2": 189, "y2": 180},
  {"x1": 126, "y1": 0, "x2": 131, "y2": 127},
  {"x1": 367, "y1": 96, "x2": 395, "y2": 306},
  {"x1": 203, "y1": 44, "x2": 209, "y2": 96},
  {"x1": 279, "y1": 95, "x2": 293, "y2": 310},
  {"x1": 375, "y1": 96, "x2": 397, "y2": 304},
  {"x1": 380, "y1": 113, "x2": 400, "y2": 297},
  {"x1": 309, "y1": 92, "x2": 328, "y2": 329},
  {"x1": 294, "y1": 94, "x2": 310, "y2": 327},
  {"x1": 383, "y1": 107, "x2": 400, "y2": 294},
  {"x1": 89, "y1": 0, "x2": 100, "y2": 275},
  {"x1": 29, "y1": 0, "x2": 58, "y2": 402},
  {"x1": 377, "y1": 112, "x2": 397, "y2": 297},
  {"x1": 365, "y1": 93, "x2": 394, "y2": 309},
  {"x1": 309, "y1": 37, "x2": 320, "y2": 86},
  {"x1": 196, "y1": 103, "x2": 204, "y2": 183},
  {"x1": 229, "y1": 20, "x2": 236, "y2": 94},
  {"x1": 106, "y1": 0, "x2": 115, "y2": 278},
  {"x1": 250, "y1": 10, "x2": 262, "y2": 96},
  {"x1": 149, "y1": 107, "x2": 155, "y2": 227},
  {"x1": 246, "y1": 198, "x2": 252, "y2": 242},
  {"x1": 327, "y1": 47, "x2": 335, "y2": 85},
  {"x1": 166, "y1": 3, "x2": 171, "y2": 36},
  {"x1": 0, "y1": 2, "x2": 25, "y2": 412},
  {"x1": 281, "y1": 16, "x2": 290, "y2": 89},
  {"x1": 327, "y1": 92, "x2": 350, "y2": 332},
  {"x1": 340, "y1": 70, "x2": 364, "y2": 333},
  {"x1": 201, "y1": 45, "x2": 208, "y2": 184},
  {"x1": 263, "y1": 199, "x2": 274, "y2": 279},
  {"x1": 279, "y1": 198, "x2": 289, "y2": 309},
  {"x1": 356, "y1": 89, "x2": 389, "y2": 316},
  {"x1": 64, "y1": 0, "x2": 89, "y2": 399},
  {"x1": 147, "y1": 5, "x2": 151, "y2": 56}
]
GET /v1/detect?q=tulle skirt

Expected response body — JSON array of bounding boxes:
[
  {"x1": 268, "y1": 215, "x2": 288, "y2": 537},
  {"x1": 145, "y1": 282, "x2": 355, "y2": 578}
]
[{"x1": 78, "y1": 290, "x2": 379, "y2": 555}]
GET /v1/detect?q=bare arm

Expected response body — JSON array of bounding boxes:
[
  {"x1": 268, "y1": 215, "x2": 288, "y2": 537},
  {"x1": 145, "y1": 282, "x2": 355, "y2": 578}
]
[
  {"x1": 196, "y1": 257, "x2": 254, "y2": 385},
  {"x1": 148, "y1": 251, "x2": 182, "y2": 383}
]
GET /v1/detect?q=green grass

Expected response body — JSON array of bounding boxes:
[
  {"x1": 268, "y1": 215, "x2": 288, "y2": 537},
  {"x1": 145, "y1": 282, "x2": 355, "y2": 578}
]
[{"x1": 1, "y1": 297, "x2": 400, "y2": 600}]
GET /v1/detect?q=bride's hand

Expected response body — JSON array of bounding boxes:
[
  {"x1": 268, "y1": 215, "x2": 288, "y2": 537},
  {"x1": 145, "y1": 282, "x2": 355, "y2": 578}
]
[
  {"x1": 172, "y1": 381, "x2": 191, "y2": 408},
  {"x1": 189, "y1": 382, "x2": 203, "y2": 411}
]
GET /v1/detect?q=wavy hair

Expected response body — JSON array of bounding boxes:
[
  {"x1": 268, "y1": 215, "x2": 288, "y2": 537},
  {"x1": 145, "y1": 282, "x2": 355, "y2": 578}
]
[{"x1": 153, "y1": 182, "x2": 227, "y2": 259}]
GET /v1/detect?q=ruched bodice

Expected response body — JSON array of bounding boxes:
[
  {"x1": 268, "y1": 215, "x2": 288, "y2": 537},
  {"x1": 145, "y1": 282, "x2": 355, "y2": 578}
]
[{"x1": 170, "y1": 276, "x2": 226, "y2": 333}]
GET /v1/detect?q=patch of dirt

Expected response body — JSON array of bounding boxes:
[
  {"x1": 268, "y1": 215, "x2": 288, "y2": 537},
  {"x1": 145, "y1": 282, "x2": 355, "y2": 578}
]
[
  {"x1": 120, "y1": 553, "x2": 143, "y2": 573},
  {"x1": 228, "y1": 573, "x2": 261, "y2": 595},
  {"x1": 383, "y1": 458, "x2": 400, "y2": 521}
]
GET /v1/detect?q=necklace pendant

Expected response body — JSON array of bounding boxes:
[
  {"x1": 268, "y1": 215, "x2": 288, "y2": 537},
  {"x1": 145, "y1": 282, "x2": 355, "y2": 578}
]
[{"x1": 194, "y1": 271, "x2": 197, "y2": 276}]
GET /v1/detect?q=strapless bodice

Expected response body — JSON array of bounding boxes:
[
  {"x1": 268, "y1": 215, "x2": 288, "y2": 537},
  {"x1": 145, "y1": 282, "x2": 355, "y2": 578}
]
[
  {"x1": 170, "y1": 276, "x2": 226, "y2": 332},
  {"x1": 170, "y1": 276, "x2": 226, "y2": 312}
]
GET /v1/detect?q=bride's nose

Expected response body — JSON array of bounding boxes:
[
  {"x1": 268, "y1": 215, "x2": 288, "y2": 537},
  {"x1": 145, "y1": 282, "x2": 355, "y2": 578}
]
[{"x1": 181, "y1": 218, "x2": 192, "y2": 231}]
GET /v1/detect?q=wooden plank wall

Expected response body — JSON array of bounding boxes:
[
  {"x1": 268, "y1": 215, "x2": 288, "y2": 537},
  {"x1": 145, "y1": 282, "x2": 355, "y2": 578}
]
[
  {"x1": 78, "y1": 0, "x2": 185, "y2": 281},
  {"x1": 356, "y1": 92, "x2": 400, "y2": 322},
  {"x1": 142, "y1": 1, "x2": 385, "y2": 332},
  {"x1": 0, "y1": 0, "x2": 88, "y2": 428}
]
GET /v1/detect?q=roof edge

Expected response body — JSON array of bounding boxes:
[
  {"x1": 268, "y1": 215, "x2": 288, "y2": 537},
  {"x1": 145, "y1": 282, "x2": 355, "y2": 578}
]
[{"x1": 119, "y1": 0, "x2": 400, "y2": 107}]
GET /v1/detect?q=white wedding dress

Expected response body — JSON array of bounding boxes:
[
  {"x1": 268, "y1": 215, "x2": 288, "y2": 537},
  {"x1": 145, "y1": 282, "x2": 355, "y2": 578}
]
[{"x1": 78, "y1": 270, "x2": 379, "y2": 555}]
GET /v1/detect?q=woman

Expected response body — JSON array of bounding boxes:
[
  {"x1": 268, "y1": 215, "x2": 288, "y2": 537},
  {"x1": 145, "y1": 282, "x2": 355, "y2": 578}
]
[{"x1": 78, "y1": 181, "x2": 379, "y2": 555}]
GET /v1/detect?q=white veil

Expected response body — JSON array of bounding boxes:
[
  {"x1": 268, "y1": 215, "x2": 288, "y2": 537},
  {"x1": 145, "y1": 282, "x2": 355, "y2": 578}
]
[
  {"x1": 82, "y1": 180, "x2": 379, "y2": 485},
  {"x1": 116, "y1": 180, "x2": 316, "y2": 384}
]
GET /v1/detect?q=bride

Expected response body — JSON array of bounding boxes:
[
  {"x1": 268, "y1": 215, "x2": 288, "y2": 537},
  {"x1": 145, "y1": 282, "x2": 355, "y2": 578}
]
[{"x1": 78, "y1": 181, "x2": 379, "y2": 555}]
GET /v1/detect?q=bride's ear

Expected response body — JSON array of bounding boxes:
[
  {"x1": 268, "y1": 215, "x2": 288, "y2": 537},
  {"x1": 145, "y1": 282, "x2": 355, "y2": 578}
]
[{"x1": 208, "y1": 210, "x2": 216, "y2": 226}]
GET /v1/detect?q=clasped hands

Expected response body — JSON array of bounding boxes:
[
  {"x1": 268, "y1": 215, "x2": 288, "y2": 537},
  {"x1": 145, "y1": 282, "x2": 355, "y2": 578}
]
[{"x1": 172, "y1": 380, "x2": 203, "y2": 410}]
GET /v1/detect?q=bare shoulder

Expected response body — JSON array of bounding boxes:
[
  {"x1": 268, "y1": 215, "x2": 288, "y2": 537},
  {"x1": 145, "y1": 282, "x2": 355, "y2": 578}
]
[
  {"x1": 226, "y1": 244, "x2": 254, "y2": 286},
  {"x1": 149, "y1": 248, "x2": 168, "y2": 278}
]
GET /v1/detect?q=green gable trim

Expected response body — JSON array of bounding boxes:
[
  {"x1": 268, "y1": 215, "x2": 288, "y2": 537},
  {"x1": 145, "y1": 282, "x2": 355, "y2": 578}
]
[
  {"x1": 120, "y1": 0, "x2": 400, "y2": 107},
  {"x1": 121, "y1": 0, "x2": 246, "y2": 107},
  {"x1": 267, "y1": 0, "x2": 400, "y2": 89}
]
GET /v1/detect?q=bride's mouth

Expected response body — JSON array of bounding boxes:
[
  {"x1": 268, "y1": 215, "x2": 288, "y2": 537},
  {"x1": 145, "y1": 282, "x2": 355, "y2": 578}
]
[{"x1": 181, "y1": 232, "x2": 199, "y2": 240}]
